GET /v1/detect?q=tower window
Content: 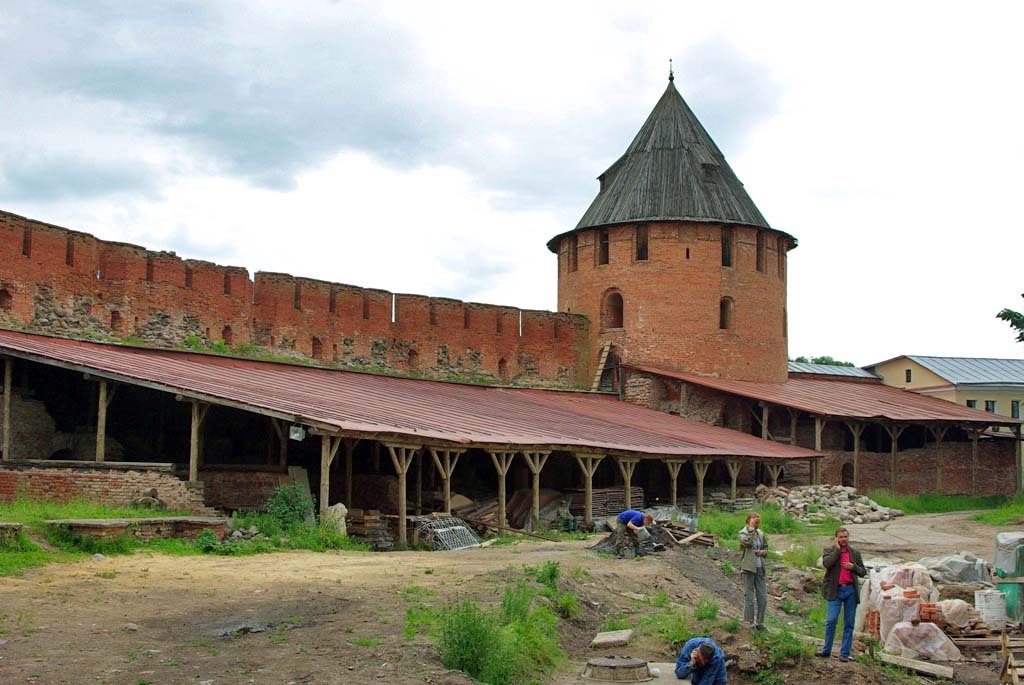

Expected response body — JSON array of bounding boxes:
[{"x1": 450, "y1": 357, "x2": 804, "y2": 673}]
[
  {"x1": 498, "y1": 358, "x2": 509, "y2": 381},
  {"x1": 184, "y1": 267, "x2": 193, "y2": 289},
  {"x1": 294, "y1": 282, "x2": 302, "y2": 310},
  {"x1": 146, "y1": 257, "x2": 154, "y2": 282},
  {"x1": 223, "y1": 272, "x2": 232, "y2": 295},
  {"x1": 110, "y1": 310, "x2": 122, "y2": 332},
  {"x1": 702, "y1": 163, "x2": 718, "y2": 182},
  {"x1": 777, "y1": 237, "x2": 786, "y2": 278},
  {"x1": 0, "y1": 289, "x2": 12, "y2": 311},
  {"x1": 21, "y1": 227, "x2": 31, "y2": 257},
  {"x1": 719, "y1": 298, "x2": 734, "y2": 330},
  {"x1": 905, "y1": 369, "x2": 912, "y2": 383},
  {"x1": 721, "y1": 227, "x2": 733, "y2": 267},
  {"x1": 311, "y1": 337, "x2": 323, "y2": 360},
  {"x1": 597, "y1": 229, "x2": 610, "y2": 265},
  {"x1": 601, "y1": 291, "x2": 624, "y2": 329},
  {"x1": 496, "y1": 314, "x2": 503, "y2": 334},
  {"x1": 329, "y1": 290, "x2": 336, "y2": 313},
  {"x1": 756, "y1": 231, "x2": 766, "y2": 272},
  {"x1": 408, "y1": 349, "x2": 420, "y2": 370},
  {"x1": 65, "y1": 234, "x2": 75, "y2": 266},
  {"x1": 463, "y1": 307, "x2": 471, "y2": 329},
  {"x1": 567, "y1": 235, "x2": 578, "y2": 272},
  {"x1": 362, "y1": 293, "x2": 370, "y2": 319},
  {"x1": 222, "y1": 326, "x2": 234, "y2": 345},
  {"x1": 635, "y1": 225, "x2": 648, "y2": 261},
  {"x1": 985, "y1": 400, "x2": 997, "y2": 413},
  {"x1": 429, "y1": 302, "x2": 437, "y2": 326}
]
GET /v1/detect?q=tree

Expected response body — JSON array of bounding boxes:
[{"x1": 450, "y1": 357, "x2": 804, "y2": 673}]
[
  {"x1": 790, "y1": 355, "x2": 855, "y2": 367},
  {"x1": 997, "y1": 294, "x2": 1024, "y2": 343}
]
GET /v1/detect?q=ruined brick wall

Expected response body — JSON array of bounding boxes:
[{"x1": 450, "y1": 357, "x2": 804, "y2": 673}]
[
  {"x1": 557, "y1": 221, "x2": 790, "y2": 383},
  {"x1": 199, "y1": 469, "x2": 292, "y2": 511},
  {"x1": 819, "y1": 439, "x2": 1016, "y2": 496},
  {"x1": 0, "y1": 209, "x2": 589, "y2": 386},
  {"x1": 0, "y1": 462, "x2": 213, "y2": 513}
]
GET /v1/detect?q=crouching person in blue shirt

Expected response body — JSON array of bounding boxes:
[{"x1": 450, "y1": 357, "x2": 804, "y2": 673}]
[{"x1": 675, "y1": 637, "x2": 726, "y2": 684}]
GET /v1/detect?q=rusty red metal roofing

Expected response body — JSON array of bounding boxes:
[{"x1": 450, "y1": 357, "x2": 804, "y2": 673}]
[
  {"x1": 0, "y1": 329, "x2": 819, "y2": 460},
  {"x1": 631, "y1": 364, "x2": 1022, "y2": 425}
]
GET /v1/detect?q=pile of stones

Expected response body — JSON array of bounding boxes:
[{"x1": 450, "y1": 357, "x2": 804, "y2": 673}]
[
  {"x1": 223, "y1": 523, "x2": 265, "y2": 541},
  {"x1": 755, "y1": 484, "x2": 904, "y2": 524}
]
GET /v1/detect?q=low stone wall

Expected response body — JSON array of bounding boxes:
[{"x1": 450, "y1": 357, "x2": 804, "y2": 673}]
[
  {"x1": 47, "y1": 517, "x2": 227, "y2": 542},
  {"x1": 198, "y1": 468, "x2": 292, "y2": 512},
  {"x1": 0, "y1": 461, "x2": 214, "y2": 514}
]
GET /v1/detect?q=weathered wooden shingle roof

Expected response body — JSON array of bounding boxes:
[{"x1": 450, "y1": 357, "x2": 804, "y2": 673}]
[{"x1": 549, "y1": 78, "x2": 791, "y2": 252}]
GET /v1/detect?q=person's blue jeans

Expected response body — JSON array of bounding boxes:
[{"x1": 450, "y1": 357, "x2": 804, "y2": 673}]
[{"x1": 822, "y1": 584, "x2": 857, "y2": 657}]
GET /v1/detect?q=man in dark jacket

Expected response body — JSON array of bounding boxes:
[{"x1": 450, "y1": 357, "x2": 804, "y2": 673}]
[
  {"x1": 675, "y1": 636, "x2": 727, "y2": 683},
  {"x1": 816, "y1": 527, "x2": 867, "y2": 662}
]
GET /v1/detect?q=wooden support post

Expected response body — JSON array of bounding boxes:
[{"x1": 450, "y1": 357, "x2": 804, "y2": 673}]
[
  {"x1": 761, "y1": 405, "x2": 772, "y2": 440},
  {"x1": 726, "y1": 460, "x2": 742, "y2": 500},
  {"x1": 415, "y1": 448, "x2": 423, "y2": 515},
  {"x1": 372, "y1": 441, "x2": 381, "y2": 473},
  {"x1": 270, "y1": 418, "x2": 288, "y2": 467},
  {"x1": 386, "y1": 443, "x2": 420, "y2": 546},
  {"x1": 521, "y1": 451, "x2": 550, "y2": 531},
  {"x1": 615, "y1": 456, "x2": 640, "y2": 510},
  {"x1": 489, "y1": 451, "x2": 516, "y2": 527},
  {"x1": 884, "y1": 424, "x2": 906, "y2": 493},
  {"x1": 969, "y1": 427, "x2": 981, "y2": 495},
  {"x1": 678, "y1": 382, "x2": 688, "y2": 417},
  {"x1": 574, "y1": 453, "x2": 604, "y2": 526},
  {"x1": 766, "y1": 463, "x2": 783, "y2": 489},
  {"x1": 692, "y1": 460, "x2": 711, "y2": 513},
  {"x1": 846, "y1": 421, "x2": 865, "y2": 490},
  {"x1": 344, "y1": 438, "x2": 357, "y2": 506},
  {"x1": 188, "y1": 401, "x2": 210, "y2": 482},
  {"x1": 928, "y1": 425, "x2": 948, "y2": 494},
  {"x1": 1016, "y1": 424, "x2": 1023, "y2": 494},
  {"x1": 664, "y1": 459, "x2": 687, "y2": 507},
  {"x1": 1, "y1": 357, "x2": 10, "y2": 461},
  {"x1": 318, "y1": 434, "x2": 343, "y2": 519},
  {"x1": 95, "y1": 380, "x2": 107, "y2": 462},
  {"x1": 789, "y1": 410, "x2": 799, "y2": 446},
  {"x1": 429, "y1": 448, "x2": 463, "y2": 515}
]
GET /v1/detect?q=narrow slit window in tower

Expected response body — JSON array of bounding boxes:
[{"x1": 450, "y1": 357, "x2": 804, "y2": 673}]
[
  {"x1": 294, "y1": 282, "x2": 302, "y2": 310},
  {"x1": 635, "y1": 225, "x2": 648, "y2": 261},
  {"x1": 429, "y1": 302, "x2": 437, "y2": 326},
  {"x1": 777, "y1": 237, "x2": 786, "y2": 278},
  {"x1": 597, "y1": 229, "x2": 609, "y2": 265},
  {"x1": 756, "y1": 231, "x2": 766, "y2": 272},
  {"x1": 496, "y1": 314, "x2": 503, "y2": 334},
  {"x1": 184, "y1": 267, "x2": 193, "y2": 289},
  {"x1": 222, "y1": 326, "x2": 234, "y2": 346},
  {"x1": 223, "y1": 272, "x2": 232, "y2": 295},
  {"x1": 65, "y1": 234, "x2": 75, "y2": 266},
  {"x1": 22, "y1": 227, "x2": 31, "y2": 257},
  {"x1": 463, "y1": 307, "x2": 470, "y2": 329},
  {"x1": 719, "y1": 298, "x2": 733, "y2": 330},
  {"x1": 311, "y1": 337, "x2": 323, "y2": 360},
  {"x1": 362, "y1": 294, "x2": 370, "y2": 319},
  {"x1": 329, "y1": 290, "x2": 336, "y2": 313},
  {"x1": 498, "y1": 358, "x2": 508, "y2": 381},
  {"x1": 567, "y1": 234, "x2": 578, "y2": 272},
  {"x1": 721, "y1": 227, "x2": 732, "y2": 267},
  {"x1": 146, "y1": 257, "x2": 154, "y2": 282}
]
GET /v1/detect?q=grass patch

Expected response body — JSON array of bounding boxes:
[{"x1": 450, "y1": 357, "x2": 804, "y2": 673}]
[
  {"x1": 778, "y1": 598, "x2": 802, "y2": 615},
  {"x1": 697, "y1": 505, "x2": 838, "y2": 541},
  {"x1": 694, "y1": 596, "x2": 719, "y2": 621},
  {"x1": 782, "y1": 542, "x2": 823, "y2": 568},
  {"x1": 0, "y1": 498, "x2": 193, "y2": 533},
  {"x1": 972, "y1": 493, "x2": 1024, "y2": 526},
  {"x1": 722, "y1": 616, "x2": 740, "y2": 632},
  {"x1": 601, "y1": 613, "x2": 630, "y2": 631},
  {"x1": 436, "y1": 582, "x2": 565, "y2": 684},
  {"x1": 755, "y1": 625, "x2": 812, "y2": 667},
  {"x1": 867, "y1": 490, "x2": 1006, "y2": 515},
  {"x1": 554, "y1": 591, "x2": 579, "y2": 619},
  {"x1": 638, "y1": 609, "x2": 691, "y2": 649}
]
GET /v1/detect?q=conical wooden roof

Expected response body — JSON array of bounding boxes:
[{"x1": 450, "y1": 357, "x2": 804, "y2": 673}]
[{"x1": 549, "y1": 78, "x2": 788, "y2": 252}]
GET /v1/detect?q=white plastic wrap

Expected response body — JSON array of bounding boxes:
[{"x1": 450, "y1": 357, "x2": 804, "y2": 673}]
[
  {"x1": 918, "y1": 552, "x2": 991, "y2": 585},
  {"x1": 937, "y1": 599, "x2": 971, "y2": 628},
  {"x1": 879, "y1": 596, "x2": 922, "y2": 643},
  {"x1": 883, "y1": 621, "x2": 962, "y2": 661},
  {"x1": 855, "y1": 564, "x2": 938, "y2": 634},
  {"x1": 994, "y1": 532, "x2": 1024, "y2": 575}
]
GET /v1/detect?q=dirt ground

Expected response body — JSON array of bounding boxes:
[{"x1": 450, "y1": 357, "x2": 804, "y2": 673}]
[{"x1": 0, "y1": 512, "x2": 1007, "y2": 684}]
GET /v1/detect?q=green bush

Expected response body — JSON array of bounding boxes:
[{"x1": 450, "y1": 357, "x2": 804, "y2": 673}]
[
  {"x1": 778, "y1": 598, "x2": 802, "y2": 615},
  {"x1": 554, "y1": 592, "x2": 579, "y2": 619},
  {"x1": 265, "y1": 484, "x2": 315, "y2": 528},
  {"x1": 723, "y1": 616, "x2": 740, "y2": 633},
  {"x1": 601, "y1": 613, "x2": 630, "y2": 631},
  {"x1": 193, "y1": 529, "x2": 219, "y2": 553},
  {"x1": 536, "y1": 560, "x2": 560, "y2": 591}
]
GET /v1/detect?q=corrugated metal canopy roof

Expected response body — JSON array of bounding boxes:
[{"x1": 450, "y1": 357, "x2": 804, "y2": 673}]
[
  {"x1": 630, "y1": 364, "x2": 1022, "y2": 425},
  {"x1": 0, "y1": 329, "x2": 819, "y2": 460},
  {"x1": 787, "y1": 362, "x2": 878, "y2": 379},
  {"x1": 548, "y1": 78, "x2": 794, "y2": 252}
]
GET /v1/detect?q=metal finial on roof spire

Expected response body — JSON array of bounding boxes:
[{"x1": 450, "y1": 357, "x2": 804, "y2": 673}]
[{"x1": 669, "y1": 59, "x2": 674, "y2": 82}]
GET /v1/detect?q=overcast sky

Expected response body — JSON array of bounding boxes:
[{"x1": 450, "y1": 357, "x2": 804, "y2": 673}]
[{"x1": 1, "y1": 2, "x2": 1021, "y2": 366}]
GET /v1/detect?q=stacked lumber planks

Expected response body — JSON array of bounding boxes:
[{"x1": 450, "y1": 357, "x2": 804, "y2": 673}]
[
  {"x1": 346, "y1": 508, "x2": 394, "y2": 550},
  {"x1": 567, "y1": 486, "x2": 645, "y2": 518},
  {"x1": 657, "y1": 520, "x2": 718, "y2": 547}
]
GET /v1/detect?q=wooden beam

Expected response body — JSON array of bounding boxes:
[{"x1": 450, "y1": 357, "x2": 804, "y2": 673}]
[
  {"x1": 343, "y1": 438, "x2": 358, "y2": 507},
  {"x1": 489, "y1": 451, "x2": 516, "y2": 528},
  {"x1": 928, "y1": 425, "x2": 948, "y2": 494},
  {"x1": 766, "y1": 463, "x2": 783, "y2": 489},
  {"x1": 415, "y1": 447, "x2": 423, "y2": 515},
  {"x1": 845, "y1": 421, "x2": 865, "y2": 490},
  {"x1": 574, "y1": 453, "x2": 604, "y2": 526},
  {"x1": 692, "y1": 459, "x2": 712, "y2": 512},
  {"x1": 663, "y1": 459, "x2": 687, "y2": 507},
  {"x1": 188, "y1": 400, "x2": 204, "y2": 482},
  {"x1": 1, "y1": 357, "x2": 10, "y2": 461},
  {"x1": 429, "y1": 448, "x2": 464, "y2": 515},
  {"x1": 969, "y1": 427, "x2": 982, "y2": 495},
  {"x1": 271, "y1": 418, "x2": 288, "y2": 467},
  {"x1": 877, "y1": 652, "x2": 953, "y2": 679},
  {"x1": 884, "y1": 424, "x2": 906, "y2": 493},
  {"x1": 1016, "y1": 424, "x2": 1023, "y2": 494},
  {"x1": 789, "y1": 409, "x2": 799, "y2": 446},
  {"x1": 521, "y1": 451, "x2": 550, "y2": 532},
  {"x1": 95, "y1": 380, "x2": 108, "y2": 462},
  {"x1": 761, "y1": 405, "x2": 772, "y2": 440},
  {"x1": 726, "y1": 460, "x2": 741, "y2": 499},
  {"x1": 615, "y1": 456, "x2": 640, "y2": 510},
  {"x1": 318, "y1": 434, "x2": 343, "y2": 519},
  {"x1": 385, "y1": 443, "x2": 420, "y2": 546}
]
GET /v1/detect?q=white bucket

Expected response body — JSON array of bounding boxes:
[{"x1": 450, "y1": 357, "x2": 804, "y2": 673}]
[
  {"x1": 975, "y1": 590, "x2": 1008, "y2": 625},
  {"x1": 636, "y1": 526, "x2": 651, "y2": 542}
]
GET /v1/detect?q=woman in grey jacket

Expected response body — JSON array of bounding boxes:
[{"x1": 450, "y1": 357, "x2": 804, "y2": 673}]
[{"x1": 738, "y1": 512, "x2": 768, "y2": 632}]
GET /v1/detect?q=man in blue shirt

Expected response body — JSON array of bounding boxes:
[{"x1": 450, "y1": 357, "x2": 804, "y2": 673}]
[
  {"x1": 614, "y1": 509, "x2": 652, "y2": 558},
  {"x1": 675, "y1": 637, "x2": 727, "y2": 684}
]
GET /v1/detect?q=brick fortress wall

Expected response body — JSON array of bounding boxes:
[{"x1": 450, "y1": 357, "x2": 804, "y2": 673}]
[{"x1": 0, "y1": 210, "x2": 589, "y2": 386}]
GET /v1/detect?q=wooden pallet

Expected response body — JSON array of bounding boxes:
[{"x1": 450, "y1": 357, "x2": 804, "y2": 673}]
[{"x1": 1003, "y1": 633, "x2": 1024, "y2": 684}]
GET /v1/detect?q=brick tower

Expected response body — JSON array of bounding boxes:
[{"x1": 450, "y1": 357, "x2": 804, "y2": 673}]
[{"x1": 548, "y1": 74, "x2": 795, "y2": 384}]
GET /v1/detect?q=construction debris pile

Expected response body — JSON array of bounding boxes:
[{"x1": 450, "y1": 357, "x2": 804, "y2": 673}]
[
  {"x1": 589, "y1": 520, "x2": 717, "y2": 556},
  {"x1": 755, "y1": 484, "x2": 904, "y2": 524}
]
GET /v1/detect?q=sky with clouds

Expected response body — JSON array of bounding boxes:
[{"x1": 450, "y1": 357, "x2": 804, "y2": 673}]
[{"x1": 1, "y1": 1, "x2": 1021, "y2": 366}]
